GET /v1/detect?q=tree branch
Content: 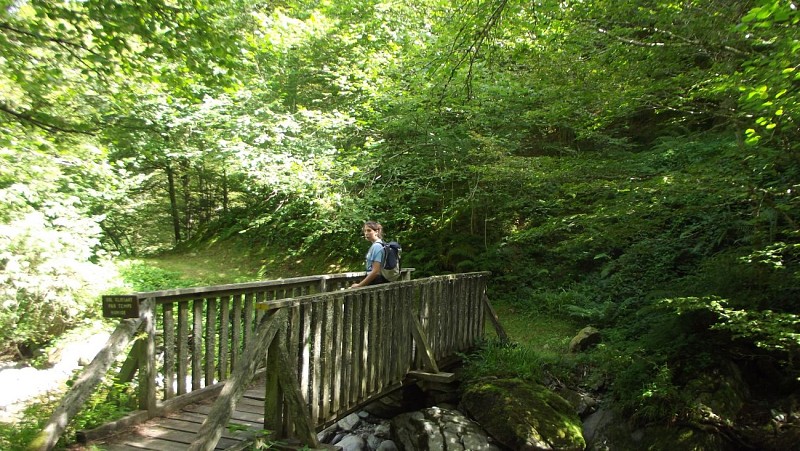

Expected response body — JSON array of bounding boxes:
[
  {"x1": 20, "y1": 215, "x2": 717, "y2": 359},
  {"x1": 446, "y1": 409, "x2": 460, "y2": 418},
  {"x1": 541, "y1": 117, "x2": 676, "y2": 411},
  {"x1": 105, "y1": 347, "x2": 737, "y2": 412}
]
[
  {"x1": 593, "y1": 23, "x2": 748, "y2": 56},
  {"x1": 0, "y1": 103, "x2": 96, "y2": 136},
  {"x1": 0, "y1": 21, "x2": 96, "y2": 55},
  {"x1": 439, "y1": 0, "x2": 509, "y2": 104}
]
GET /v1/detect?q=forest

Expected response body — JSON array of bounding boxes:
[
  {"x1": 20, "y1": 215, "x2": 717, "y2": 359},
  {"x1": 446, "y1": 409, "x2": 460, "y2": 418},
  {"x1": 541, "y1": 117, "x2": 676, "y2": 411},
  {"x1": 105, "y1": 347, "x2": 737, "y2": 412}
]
[{"x1": 1, "y1": 0, "x2": 798, "y2": 449}]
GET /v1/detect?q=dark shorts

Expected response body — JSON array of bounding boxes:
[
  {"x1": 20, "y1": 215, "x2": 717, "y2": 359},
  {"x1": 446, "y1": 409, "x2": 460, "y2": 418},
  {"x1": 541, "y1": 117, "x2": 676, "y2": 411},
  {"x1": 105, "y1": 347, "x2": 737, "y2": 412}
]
[{"x1": 369, "y1": 274, "x2": 388, "y2": 285}]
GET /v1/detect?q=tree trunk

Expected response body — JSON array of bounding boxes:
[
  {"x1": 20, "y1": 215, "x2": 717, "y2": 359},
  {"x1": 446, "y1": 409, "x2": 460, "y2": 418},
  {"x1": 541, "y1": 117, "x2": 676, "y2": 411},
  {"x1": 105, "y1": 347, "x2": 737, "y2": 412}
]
[
  {"x1": 221, "y1": 166, "x2": 229, "y2": 214},
  {"x1": 166, "y1": 163, "x2": 182, "y2": 244},
  {"x1": 180, "y1": 158, "x2": 192, "y2": 238}
]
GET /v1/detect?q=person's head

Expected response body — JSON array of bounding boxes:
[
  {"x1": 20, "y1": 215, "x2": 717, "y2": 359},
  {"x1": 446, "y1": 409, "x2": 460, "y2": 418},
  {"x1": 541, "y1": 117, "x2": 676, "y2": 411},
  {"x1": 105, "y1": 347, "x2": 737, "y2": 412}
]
[{"x1": 363, "y1": 221, "x2": 383, "y2": 241}]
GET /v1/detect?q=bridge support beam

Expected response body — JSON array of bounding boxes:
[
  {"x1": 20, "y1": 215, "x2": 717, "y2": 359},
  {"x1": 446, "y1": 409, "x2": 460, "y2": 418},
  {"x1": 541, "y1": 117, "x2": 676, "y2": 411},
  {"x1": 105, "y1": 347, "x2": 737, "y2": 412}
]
[
  {"x1": 409, "y1": 313, "x2": 440, "y2": 373},
  {"x1": 483, "y1": 294, "x2": 509, "y2": 342}
]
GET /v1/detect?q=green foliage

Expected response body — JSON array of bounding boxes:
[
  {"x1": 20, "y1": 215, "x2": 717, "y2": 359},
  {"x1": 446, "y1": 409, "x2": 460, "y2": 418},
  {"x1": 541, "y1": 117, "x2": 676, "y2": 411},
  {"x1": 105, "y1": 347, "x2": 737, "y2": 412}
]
[
  {"x1": 244, "y1": 428, "x2": 285, "y2": 450},
  {"x1": 736, "y1": 0, "x2": 800, "y2": 148},
  {"x1": 118, "y1": 261, "x2": 201, "y2": 292},
  {"x1": 0, "y1": 405, "x2": 43, "y2": 450},
  {"x1": 0, "y1": 373, "x2": 135, "y2": 450},
  {"x1": 663, "y1": 296, "x2": 800, "y2": 356},
  {"x1": 66, "y1": 375, "x2": 137, "y2": 439},
  {"x1": 0, "y1": 206, "x2": 120, "y2": 355},
  {"x1": 590, "y1": 306, "x2": 717, "y2": 424},
  {"x1": 461, "y1": 339, "x2": 553, "y2": 382}
]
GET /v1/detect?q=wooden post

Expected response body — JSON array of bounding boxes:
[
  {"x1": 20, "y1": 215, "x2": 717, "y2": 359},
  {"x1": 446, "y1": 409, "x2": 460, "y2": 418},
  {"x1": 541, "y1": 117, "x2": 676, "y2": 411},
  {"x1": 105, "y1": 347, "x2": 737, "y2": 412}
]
[
  {"x1": 27, "y1": 299, "x2": 152, "y2": 451},
  {"x1": 187, "y1": 308, "x2": 287, "y2": 451},
  {"x1": 483, "y1": 294, "x2": 509, "y2": 342},
  {"x1": 163, "y1": 302, "x2": 176, "y2": 399},
  {"x1": 218, "y1": 296, "x2": 229, "y2": 380},
  {"x1": 205, "y1": 297, "x2": 218, "y2": 387},
  {"x1": 177, "y1": 300, "x2": 189, "y2": 395},
  {"x1": 276, "y1": 332, "x2": 320, "y2": 448},
  {"x1": 192, "y1": 299, "x2": 203, "y2": 390},
  {"x1": 138, "y1": 298, "x2": 157, "y2": 414},
  {"x1": 232, "y1": 293, "x2": 243, "y2": 371},
  {"x1": 263, "y1": 320, "x2": 284, "y2": 436}
]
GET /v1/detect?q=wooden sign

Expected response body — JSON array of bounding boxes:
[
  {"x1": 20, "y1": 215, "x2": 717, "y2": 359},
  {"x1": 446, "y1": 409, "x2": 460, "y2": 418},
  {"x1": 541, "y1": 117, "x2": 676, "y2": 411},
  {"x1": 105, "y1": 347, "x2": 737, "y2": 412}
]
[{"x1": 102, "y1": 295, "x2": 139, "y2": 318}]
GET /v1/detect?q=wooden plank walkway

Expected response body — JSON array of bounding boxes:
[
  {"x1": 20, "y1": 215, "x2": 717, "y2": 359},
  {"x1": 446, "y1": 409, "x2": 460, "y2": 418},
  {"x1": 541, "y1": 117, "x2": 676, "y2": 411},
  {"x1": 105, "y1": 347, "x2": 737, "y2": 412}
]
[{"x1": 84, "y1": 382, "x2": 268, "y2": 450}]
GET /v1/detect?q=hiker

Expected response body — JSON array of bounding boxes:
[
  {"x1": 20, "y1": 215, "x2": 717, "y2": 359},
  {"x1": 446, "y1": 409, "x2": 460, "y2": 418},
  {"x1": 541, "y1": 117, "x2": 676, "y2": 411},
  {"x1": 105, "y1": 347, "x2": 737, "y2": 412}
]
[{"x1": 350, "y1": 220, "x2": 388, "y2": 288}]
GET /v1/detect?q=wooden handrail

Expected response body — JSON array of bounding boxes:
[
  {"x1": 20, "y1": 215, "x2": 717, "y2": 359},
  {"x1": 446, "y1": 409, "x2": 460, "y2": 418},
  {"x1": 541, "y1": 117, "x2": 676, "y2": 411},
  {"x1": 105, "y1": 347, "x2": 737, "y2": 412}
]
[
  {"x1": 27, "y1": 299, "x2": 155, "y2": 451},
  {"x1": 125, "y1": 269, "x2": 415, "y2": 302}
]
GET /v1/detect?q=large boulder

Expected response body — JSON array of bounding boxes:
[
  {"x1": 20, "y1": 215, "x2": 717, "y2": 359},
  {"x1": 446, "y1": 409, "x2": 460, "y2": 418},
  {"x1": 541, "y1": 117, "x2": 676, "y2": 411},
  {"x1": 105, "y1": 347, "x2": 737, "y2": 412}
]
[
  {"x1": 568, "y1": 326, "x2": 601, "y2": 353},
  {"x1": 582, "y1": 360, "x2": 752, "y2": 451},
  {"x1": 392, "y1": 406, "x2": 501, "y2": 451},
  {"x1": 582, "y1": 406, "x2": 732, "y2": 451},
  {"x1": 461, "y1": 377, "x2": 585, "y2": 451}
]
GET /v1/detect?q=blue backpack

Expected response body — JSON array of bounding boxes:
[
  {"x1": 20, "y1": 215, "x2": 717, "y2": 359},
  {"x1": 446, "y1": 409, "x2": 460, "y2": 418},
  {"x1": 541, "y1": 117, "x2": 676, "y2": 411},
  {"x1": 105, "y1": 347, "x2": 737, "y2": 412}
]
[{"x1": 380, "y1": 241, "x2": 402, "y2": 282}]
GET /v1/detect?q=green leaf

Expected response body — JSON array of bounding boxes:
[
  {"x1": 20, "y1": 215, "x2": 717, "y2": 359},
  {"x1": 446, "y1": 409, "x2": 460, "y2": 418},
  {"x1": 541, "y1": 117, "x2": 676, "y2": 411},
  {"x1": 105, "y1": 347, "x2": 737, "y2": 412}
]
[{"x1": 741, "y1": 9, "x2": 761, "y2": 23}]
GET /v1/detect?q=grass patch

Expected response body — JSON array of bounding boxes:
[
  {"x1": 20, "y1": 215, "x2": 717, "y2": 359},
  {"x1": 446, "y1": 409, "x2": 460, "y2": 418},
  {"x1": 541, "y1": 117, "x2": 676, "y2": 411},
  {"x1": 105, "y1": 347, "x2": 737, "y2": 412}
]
[
  {"x1": 466, "y1": 299, "x2": 583, "y2": 383},
  {"x1": 139, "y1": 240, "x2": 266, "y2": 286},
  {"x1": 131, "y1": 238, "x2": 346, "y2": 290},
  {"x1": 489, "y1": 300, "x2": 580, "y2": 358}
]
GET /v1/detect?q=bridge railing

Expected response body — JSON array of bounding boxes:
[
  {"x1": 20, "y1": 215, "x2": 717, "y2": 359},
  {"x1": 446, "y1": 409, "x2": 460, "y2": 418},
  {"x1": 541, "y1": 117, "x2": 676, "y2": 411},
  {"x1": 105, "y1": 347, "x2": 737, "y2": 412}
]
[
  {"x1": 136, "y1": 269, "x2": 414, "y2": 410},
  {"x1": 189, "y1": 271, "x2": 493, "y2": 449}
]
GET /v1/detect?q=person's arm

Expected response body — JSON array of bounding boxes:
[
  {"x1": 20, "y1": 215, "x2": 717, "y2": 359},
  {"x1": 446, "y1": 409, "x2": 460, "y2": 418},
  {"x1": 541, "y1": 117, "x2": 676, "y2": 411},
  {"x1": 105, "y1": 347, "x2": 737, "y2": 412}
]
[{"x1": 351, "y1": 261, "x2": 382, "y2": 288}]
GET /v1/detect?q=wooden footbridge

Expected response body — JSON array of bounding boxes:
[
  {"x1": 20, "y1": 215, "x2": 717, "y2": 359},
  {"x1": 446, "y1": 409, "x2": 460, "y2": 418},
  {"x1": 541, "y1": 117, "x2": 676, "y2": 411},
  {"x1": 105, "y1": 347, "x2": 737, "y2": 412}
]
[{"x1": 28, "y1": 270, "x2": 506, "y2": 450}]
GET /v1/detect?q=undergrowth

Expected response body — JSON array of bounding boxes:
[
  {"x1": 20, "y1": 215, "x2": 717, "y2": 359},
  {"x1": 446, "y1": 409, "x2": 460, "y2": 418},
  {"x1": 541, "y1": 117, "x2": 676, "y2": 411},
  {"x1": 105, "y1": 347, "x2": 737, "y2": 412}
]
[{"x1": 0, "y1": 372, "x2": 136, "y2": 450}]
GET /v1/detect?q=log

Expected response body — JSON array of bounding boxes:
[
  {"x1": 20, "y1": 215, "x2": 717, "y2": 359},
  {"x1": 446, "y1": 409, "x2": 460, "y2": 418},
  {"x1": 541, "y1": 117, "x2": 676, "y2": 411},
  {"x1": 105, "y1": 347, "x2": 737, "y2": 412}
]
[{"x1": 27, "y1": 299, "x2": 153, "y2": 451}]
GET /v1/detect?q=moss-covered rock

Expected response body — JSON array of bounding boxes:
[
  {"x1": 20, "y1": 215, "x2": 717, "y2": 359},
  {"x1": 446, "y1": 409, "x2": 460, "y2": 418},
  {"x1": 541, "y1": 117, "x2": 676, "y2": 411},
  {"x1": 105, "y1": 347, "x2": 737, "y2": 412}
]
[
  {"x1": 568, "y1": 326, "x2": 601, "y2": 353},
  {"x1": 686, "y1": 359, "x2": 749, "y2": 421},
  {"x1": 589, "y1": 411, "x2": 734, "y2": 451},
  {"x1": 460, "y1": 377, "x2": 585, "y2": 451}
]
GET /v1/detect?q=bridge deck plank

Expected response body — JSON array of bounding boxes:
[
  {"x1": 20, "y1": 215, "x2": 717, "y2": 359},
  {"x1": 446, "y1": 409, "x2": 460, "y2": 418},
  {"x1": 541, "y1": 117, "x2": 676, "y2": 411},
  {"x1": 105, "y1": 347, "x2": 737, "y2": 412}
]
[{"x1": 85, "y1": 380, "x2": 267, "y2": 450}]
